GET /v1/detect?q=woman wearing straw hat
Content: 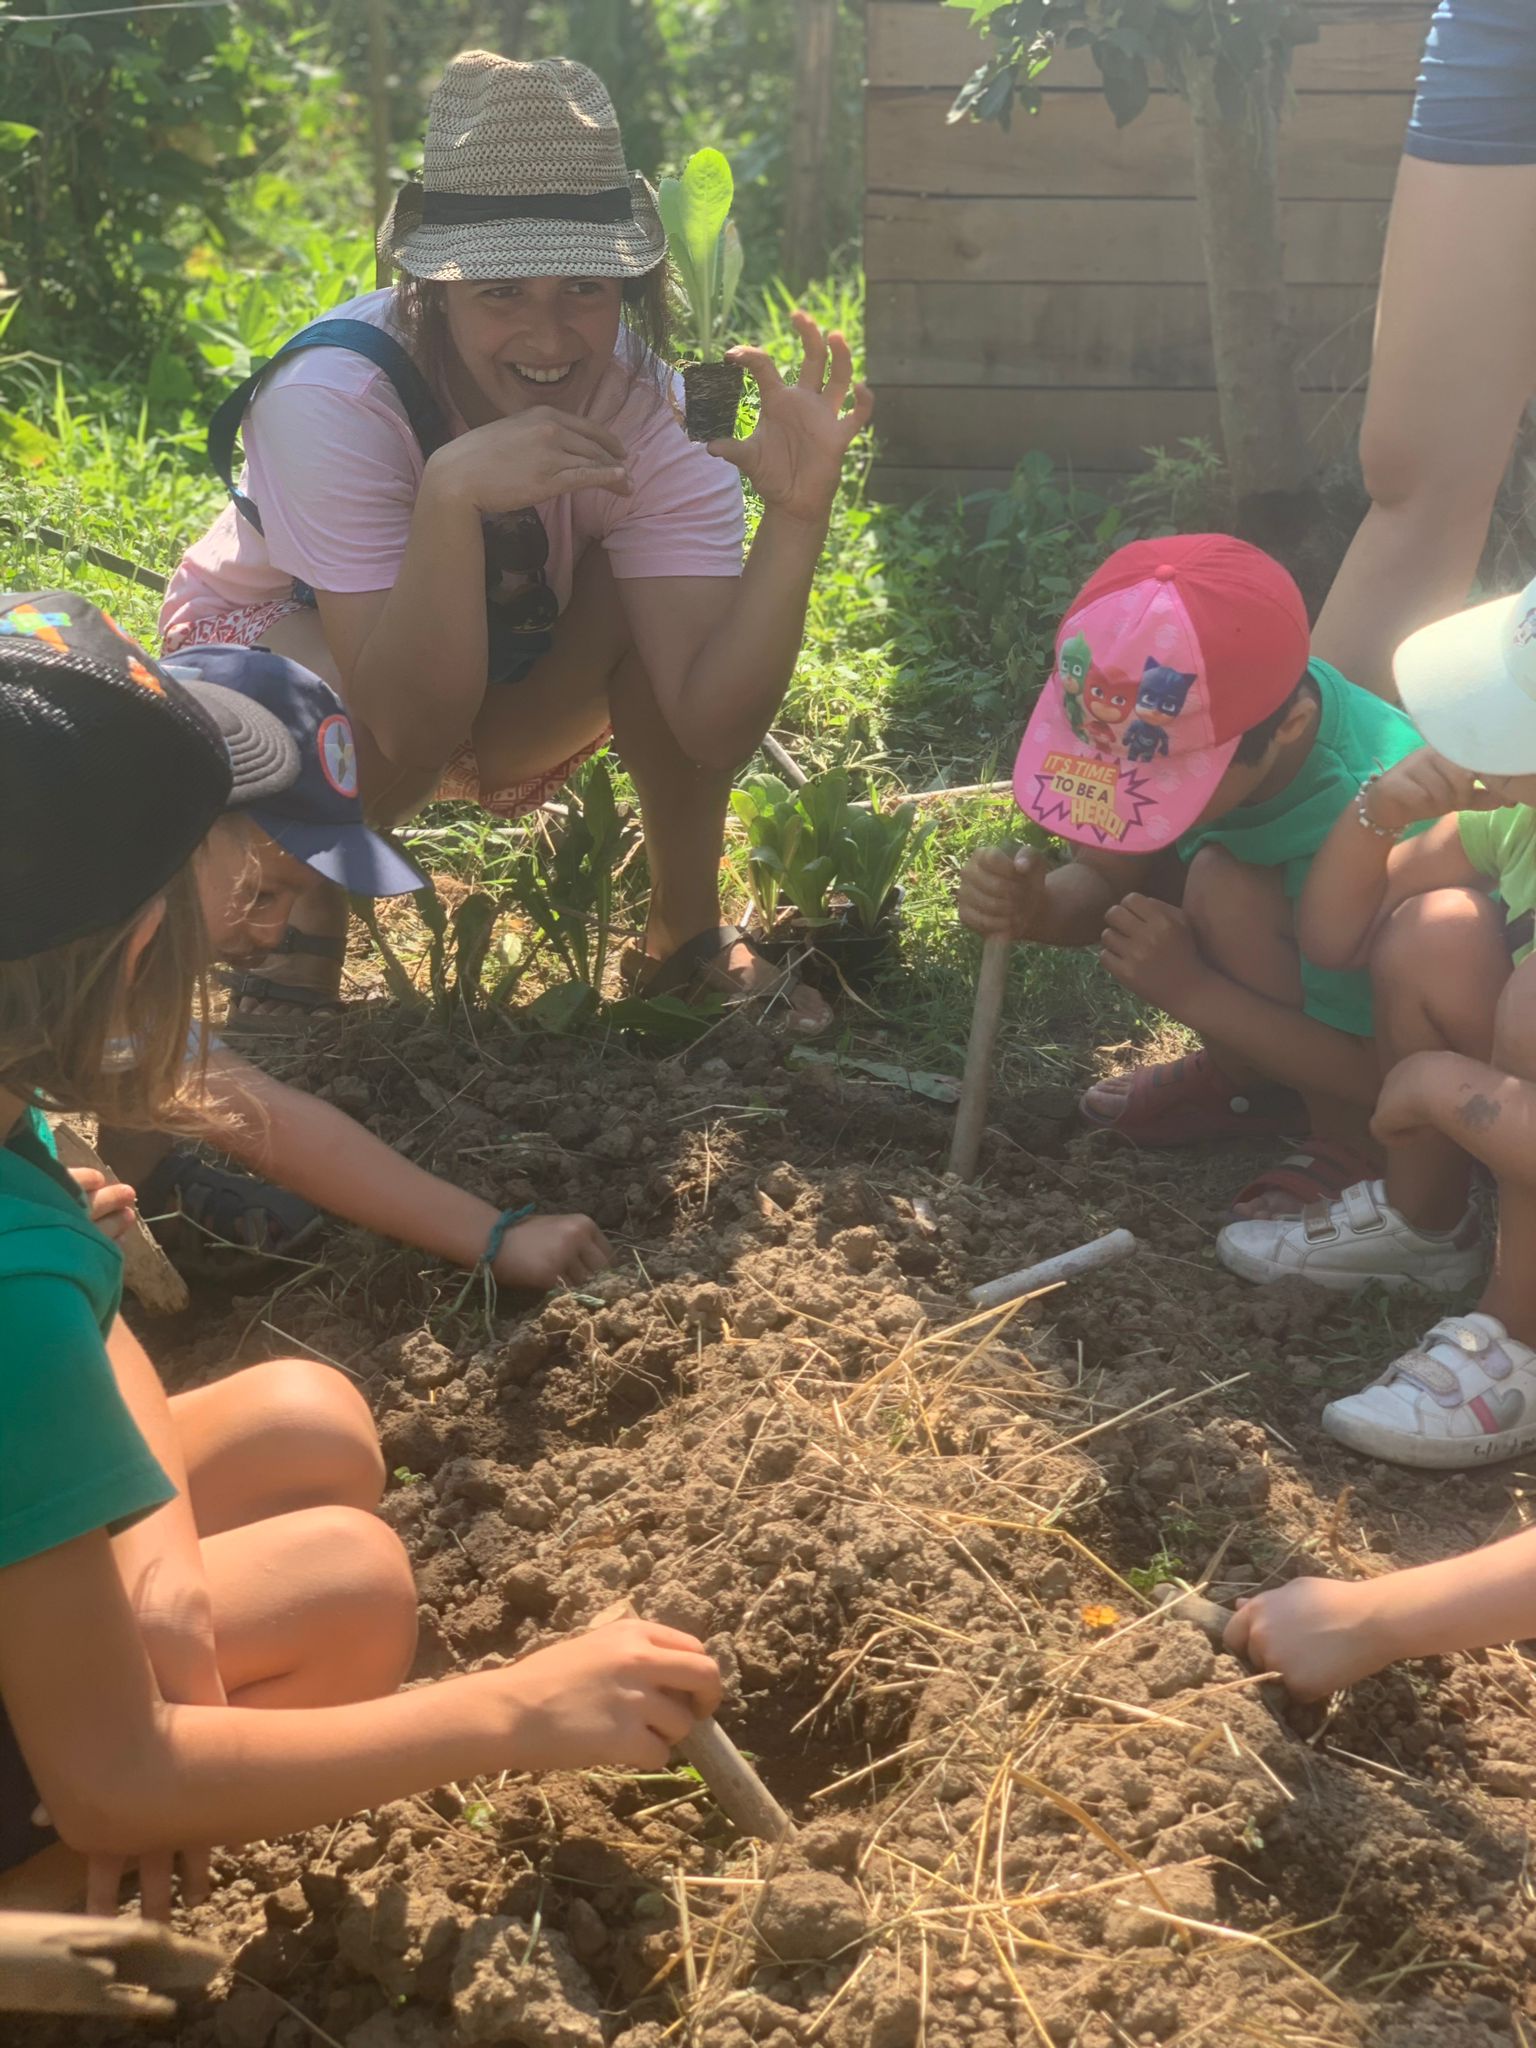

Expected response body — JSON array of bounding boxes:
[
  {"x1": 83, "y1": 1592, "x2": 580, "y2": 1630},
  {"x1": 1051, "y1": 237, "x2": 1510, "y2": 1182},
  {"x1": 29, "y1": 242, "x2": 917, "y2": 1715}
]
[{"x1": 160, "y1": 52, "x2": 872, "y2": 1035}]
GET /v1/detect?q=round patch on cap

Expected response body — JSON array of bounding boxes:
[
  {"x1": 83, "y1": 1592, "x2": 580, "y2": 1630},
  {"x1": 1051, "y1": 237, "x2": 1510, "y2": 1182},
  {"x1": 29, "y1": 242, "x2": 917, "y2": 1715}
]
[{"x1": 316, "y1": 712, "x2": 359, "y2": 797}]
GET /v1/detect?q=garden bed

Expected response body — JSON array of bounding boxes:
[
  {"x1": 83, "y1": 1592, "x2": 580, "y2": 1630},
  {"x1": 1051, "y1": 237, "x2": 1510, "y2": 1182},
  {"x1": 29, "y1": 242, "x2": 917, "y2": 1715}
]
[{"x1": 26, "y1": 1004, "x2": 1536, "y2": 2048}]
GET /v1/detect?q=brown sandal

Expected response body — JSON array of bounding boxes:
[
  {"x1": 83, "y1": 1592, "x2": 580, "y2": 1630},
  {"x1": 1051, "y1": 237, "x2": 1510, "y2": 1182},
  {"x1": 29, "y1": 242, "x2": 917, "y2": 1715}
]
[{"x1": 625, "y1": 925, "x2": 831, "y2": 1038}]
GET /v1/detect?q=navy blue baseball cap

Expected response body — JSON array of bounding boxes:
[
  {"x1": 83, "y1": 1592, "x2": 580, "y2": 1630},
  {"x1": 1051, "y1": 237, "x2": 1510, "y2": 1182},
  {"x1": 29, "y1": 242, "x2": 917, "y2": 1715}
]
[{"x1": 161, "y1": 646, "x2": 426, "y2": 899}]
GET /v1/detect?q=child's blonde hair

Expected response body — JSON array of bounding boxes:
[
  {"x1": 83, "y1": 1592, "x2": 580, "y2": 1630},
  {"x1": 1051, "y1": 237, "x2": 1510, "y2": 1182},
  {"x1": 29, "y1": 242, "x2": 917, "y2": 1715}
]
[{"x1": 0, "y1": 856, "x2": 212, "y2": 1132}]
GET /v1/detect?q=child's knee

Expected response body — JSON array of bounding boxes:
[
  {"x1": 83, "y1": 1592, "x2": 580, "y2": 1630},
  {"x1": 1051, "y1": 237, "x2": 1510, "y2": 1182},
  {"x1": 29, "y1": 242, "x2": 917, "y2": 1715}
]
[
  {"x1": 1372, "y1": 888, "x2": 1503, "y2": 993},
  {"x1": 250, "y1": 1357, "x2": 386, "y2": 1509},
  {"x1": 305, "y1": 1505, "x2": 419, "y2": 1691},
  {"x1": 1183, "y1": 844, "x2": 1280, "y2": 946}
]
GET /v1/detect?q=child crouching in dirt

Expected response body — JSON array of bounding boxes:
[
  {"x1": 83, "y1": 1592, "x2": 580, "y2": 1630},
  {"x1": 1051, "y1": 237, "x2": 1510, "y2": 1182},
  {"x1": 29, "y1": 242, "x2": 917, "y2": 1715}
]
[
  {"x1": 0, "y1": 594, "x2": 618, "y2": 1294},
  {"x1": 1217, "y1": 575, "x2": 1536, "y2": 1471},
  {"x1": 0, "y1": 608, "x2": 717, "y2": 1913},
  {"x1": 956, "y1": 535, "x2": 1422, "y2": 1222}
]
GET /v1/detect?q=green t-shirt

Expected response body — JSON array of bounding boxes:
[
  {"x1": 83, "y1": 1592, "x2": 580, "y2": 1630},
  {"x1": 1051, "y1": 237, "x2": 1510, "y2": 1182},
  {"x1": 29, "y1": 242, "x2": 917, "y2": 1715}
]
[
  {"x1": 1176, "y1": 659, "x2": 1422, "y2": 1038},
  {"x1": 1460, "y1": 806, "x2": 1536, "y2": 962},
  {"x1": 0, "y1": 1107, "x2": 173, "y2": 1571}
]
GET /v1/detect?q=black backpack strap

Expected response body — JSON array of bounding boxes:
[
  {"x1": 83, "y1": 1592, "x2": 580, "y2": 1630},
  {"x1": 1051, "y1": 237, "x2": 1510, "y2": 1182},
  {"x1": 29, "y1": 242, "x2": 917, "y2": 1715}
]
[{"x1": 207, "y1": 318, "x2": 450, "y2": 534}]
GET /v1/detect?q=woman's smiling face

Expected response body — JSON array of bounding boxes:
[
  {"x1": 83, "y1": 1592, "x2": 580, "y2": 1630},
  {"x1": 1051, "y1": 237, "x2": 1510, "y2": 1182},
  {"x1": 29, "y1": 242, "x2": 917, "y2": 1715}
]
[{"x1": 443, "y1": 276, "x2": 625, "y2": 419}]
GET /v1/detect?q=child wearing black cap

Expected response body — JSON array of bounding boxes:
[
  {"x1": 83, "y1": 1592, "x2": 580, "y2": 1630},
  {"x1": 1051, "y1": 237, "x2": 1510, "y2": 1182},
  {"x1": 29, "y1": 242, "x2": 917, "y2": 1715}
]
[
  {"x1": 0, "y1": 612, "x2": 718, "y2": 1910},
  {"x1": 0, "y1": 599, "x2": 612, "y2": 1294}
]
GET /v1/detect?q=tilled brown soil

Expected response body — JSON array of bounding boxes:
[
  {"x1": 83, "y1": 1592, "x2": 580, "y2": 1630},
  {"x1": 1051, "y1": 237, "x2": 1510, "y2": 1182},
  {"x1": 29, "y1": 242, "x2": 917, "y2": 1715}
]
[{"x1": 27, "y1": 1006, "x2": 1536, "y2": 2048}]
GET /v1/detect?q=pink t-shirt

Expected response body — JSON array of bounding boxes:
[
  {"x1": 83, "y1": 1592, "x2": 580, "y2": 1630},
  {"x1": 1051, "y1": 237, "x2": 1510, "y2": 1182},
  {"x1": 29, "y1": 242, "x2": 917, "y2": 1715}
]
[{"x1": 160, "y1": 289, "x2": 745, "y2": 644}]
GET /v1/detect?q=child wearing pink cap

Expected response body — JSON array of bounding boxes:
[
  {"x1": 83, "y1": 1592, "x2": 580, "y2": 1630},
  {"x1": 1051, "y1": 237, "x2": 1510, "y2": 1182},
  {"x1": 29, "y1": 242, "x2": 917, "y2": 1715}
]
[
  {"x1": 957, "y1": 535, "x2": 1423, "y2": 1220},
  {"x1": 1218, "y1": 572, "x2": 1536, "y2": 1471}
]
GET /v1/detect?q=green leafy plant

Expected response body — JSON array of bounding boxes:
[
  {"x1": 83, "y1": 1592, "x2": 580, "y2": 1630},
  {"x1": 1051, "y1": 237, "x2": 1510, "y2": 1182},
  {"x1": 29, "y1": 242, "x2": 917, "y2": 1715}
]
[
  {"x1": 730, "y1": 770, "x2": 844, "y2": 931},
  {"x1": 838, "y1": 793, "x2": 933, "y2": 933},
  {"x1": 503, "y1": 753, "x2": 636, "y2": 997},
  {"x1": 353, "y1": 882, "x2": 523, "y2": 1028},
  {"x1": 657, "y1": 148, "x2": 744, "y2": 362}
]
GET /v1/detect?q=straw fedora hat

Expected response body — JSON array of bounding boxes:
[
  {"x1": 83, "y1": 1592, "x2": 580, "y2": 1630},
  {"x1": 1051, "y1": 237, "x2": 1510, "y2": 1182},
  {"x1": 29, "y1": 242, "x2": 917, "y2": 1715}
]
[{"x1": 379, "y1": 53, "x2": 667, "y2": 283}]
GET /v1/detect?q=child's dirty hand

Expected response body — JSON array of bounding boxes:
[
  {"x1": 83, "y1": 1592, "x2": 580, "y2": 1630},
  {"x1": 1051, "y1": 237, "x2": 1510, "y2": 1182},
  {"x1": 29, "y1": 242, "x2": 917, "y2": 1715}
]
[
  {"x1": 1366, "y1": 748, "x2": 1495, "y2": 833},
  {"x1": 1099, "y1": 895, "x2": 1203, "y2": 1010},
  {"x1": 957, "y1": 846, "x2": 1049, "y2": 941},
  {"x1": 1224, "y1": 1579, "x2": 1392, "y2": 1702},
  {"x1": 500, "y1": 1618, "x2": 724, "y2": 1772},
  {"x1": 492, "y1": 1213, "x2": 613, "y2": 1291},
  {"x1": 69, "y1": 1165, "x2": 139, "y2": 1245}
]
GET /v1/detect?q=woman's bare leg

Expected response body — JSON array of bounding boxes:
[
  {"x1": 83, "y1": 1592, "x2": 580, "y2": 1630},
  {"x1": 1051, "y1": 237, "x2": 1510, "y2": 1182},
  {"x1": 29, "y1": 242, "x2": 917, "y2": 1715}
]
[{"x1": 1312, "y1": 158, "x2": 1536, "y2": 698}]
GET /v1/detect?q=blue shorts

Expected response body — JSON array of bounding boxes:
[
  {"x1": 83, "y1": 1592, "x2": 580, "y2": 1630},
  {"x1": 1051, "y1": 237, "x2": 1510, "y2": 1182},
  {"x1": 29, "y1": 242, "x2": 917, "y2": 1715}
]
[{"x1": 1406, "y1": 1, "x2": 1536, "y2": 166}]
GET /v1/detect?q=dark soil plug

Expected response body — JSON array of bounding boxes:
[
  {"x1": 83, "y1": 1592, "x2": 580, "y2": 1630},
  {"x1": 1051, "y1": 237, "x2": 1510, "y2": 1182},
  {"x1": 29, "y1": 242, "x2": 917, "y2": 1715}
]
[{"x1": 682, "y1": 359, "x2": 745, "y2": 442}]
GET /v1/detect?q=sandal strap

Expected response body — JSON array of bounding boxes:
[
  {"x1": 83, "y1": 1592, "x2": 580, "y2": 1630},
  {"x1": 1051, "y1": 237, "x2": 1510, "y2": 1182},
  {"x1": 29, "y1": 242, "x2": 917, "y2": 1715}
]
[
  {"x1": 638, "y1": 925, "x2": 750, "y2": 1000},
  {"x1": 218, "y1": 969, "x2": 346, "y2": 1015},
  {"x1": 138, "y1": 1149, "x2": 323, "y2": 1254},
  {"x1": 274, "y1": 927, "x2": 347, "y2": 962}
]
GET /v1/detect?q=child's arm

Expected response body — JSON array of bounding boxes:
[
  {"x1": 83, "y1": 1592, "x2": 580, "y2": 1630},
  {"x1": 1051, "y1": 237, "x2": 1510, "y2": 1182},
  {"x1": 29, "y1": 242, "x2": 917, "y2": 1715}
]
[
  {"x1": 1225, "y1": 1526, "x2": 1536, "y2": 1702},
  {"x1": 205, "y1": 1051, "x2": 610, "y2": 1290},
  {"x1": 0, "y1": 1531, "x2": 720, "y2": 1861},
  {"x1": 1298, "y1": 748, "x2": 1494, "y2": 973},
  {"x1": 957, "y1": 845, "x2": 1153, "y2": 949}
]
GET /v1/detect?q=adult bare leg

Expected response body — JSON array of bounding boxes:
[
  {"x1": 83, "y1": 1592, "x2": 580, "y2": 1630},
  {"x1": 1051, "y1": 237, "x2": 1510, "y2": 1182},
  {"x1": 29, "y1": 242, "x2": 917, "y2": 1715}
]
[
  {"x1": 1370, "y1": 889, "x2": 1508, "y2": 1231},
  {"x1": 1311, "y1": 159, "x2": 1536, "y2": 699}
]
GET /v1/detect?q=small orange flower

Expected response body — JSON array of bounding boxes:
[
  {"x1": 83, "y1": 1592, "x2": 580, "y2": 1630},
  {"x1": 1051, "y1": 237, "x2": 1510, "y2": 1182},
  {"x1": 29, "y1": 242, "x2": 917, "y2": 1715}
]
[{"x1": 1079, "y1": 1604, "x2": 1121, "y2": 1630}]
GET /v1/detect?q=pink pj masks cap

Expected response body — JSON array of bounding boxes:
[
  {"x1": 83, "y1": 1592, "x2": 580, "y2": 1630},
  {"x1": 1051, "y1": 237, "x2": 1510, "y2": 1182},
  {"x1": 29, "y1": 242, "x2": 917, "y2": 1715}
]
[{"x1": 1012, "y1": 535, "x2": 1311, "y2": 854}]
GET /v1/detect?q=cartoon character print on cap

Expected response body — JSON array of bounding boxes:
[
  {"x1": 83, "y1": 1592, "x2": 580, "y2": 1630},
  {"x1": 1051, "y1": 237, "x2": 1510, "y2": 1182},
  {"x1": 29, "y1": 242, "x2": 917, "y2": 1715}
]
[
  {"x1": 1083, "y1": 672, "x2": 1136, "y2": 753},
  {"x1": 98, "y1": 608, "x2": 166, "y2": 694},
  {"x1": 316, "y1": 712, "x2": 359, "y2": 798},
  {"x1": 1058, "y1": 633, "x2": 1093, "y2": 745},
  {"x1": 1122, "y1": 660, "x2": 1197, "y2": 765}
]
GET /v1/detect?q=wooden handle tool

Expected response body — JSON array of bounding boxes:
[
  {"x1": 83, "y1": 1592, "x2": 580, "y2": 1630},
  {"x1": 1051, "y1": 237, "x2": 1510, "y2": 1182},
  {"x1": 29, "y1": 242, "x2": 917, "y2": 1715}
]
[
  {"x1": 49, "y1": 1124, "x2": 189, "y2": 1316},
  {"x1": 947, "y1": 937, "x2": 1011, "y2": 1182},
  {"x1": 588, "y1": 1600, "x2": 794, "y2": 1841},
  {"x1": 1155, "y1": 1582, "x2": 1237, "y2": 1648}
]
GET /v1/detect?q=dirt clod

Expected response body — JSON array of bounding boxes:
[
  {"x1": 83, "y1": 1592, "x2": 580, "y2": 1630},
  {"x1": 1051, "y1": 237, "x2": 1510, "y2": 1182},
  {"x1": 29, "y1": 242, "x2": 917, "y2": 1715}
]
[
  {"x1": 451, "y1": 1921, "x2": 604, "y2": 2048},
  {"x1": 754, "y1": 1870, "x2": 867, "y2": 1960}
]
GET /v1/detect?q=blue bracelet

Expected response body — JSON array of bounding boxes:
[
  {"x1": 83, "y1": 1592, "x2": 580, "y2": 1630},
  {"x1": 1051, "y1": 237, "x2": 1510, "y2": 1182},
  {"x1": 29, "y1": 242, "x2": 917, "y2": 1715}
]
[{"x1": 481, "y1": 1203, "x2": 535, "y2": 1269}]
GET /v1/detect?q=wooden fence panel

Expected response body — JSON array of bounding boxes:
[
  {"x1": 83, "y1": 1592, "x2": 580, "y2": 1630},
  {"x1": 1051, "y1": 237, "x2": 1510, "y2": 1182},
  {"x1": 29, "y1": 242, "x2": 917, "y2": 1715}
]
[{"x1": 864, "y1": 0, "x2": 1430, "y2": 497}]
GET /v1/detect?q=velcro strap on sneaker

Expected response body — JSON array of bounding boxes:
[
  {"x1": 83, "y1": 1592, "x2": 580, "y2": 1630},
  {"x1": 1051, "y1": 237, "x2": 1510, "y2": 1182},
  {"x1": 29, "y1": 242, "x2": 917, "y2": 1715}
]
[
  {"x1": 1388, "y1": 1350, "x2": 1465, "y2": 1406},
  {"x1": 1340, "y1": 1181, "x2": 1385, "y2": 1234},
  {"x1": 1301, "y1": 1198, "x2": 1339, "y2": 1245}
]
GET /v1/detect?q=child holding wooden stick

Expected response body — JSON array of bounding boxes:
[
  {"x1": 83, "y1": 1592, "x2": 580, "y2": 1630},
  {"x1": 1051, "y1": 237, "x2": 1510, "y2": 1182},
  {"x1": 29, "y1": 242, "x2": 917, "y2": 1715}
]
[
  {"x1": 957, "y1": 536, "x2": 1423, "y2": 1221},
  {"x1": 0, "y1": 608, "x2": 718, "y2": 1912}
]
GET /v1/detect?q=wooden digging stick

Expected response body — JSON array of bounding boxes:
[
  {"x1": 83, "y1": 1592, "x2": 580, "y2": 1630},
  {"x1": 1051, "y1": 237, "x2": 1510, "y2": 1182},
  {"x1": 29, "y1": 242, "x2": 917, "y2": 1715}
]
[
  {"x1": 1155, "y1": 1582, "x2": 1237, "y2": 1648},
  {"x1": 588, "y1": 1600, "x2": 794, "y2": 1842},
  {"x1": 0, "y1": 1912, "x2": 223, "y2": 2021},
  {"x1": 49, "y1": 1125, "x2": 189, "y2": 1316},
  {"x1": 947, "y1": 937, "x2": 1011, "y2": 1182},
  {"x1": 968, "y1": 1229, "x2": 1138, "y2": 1312}
]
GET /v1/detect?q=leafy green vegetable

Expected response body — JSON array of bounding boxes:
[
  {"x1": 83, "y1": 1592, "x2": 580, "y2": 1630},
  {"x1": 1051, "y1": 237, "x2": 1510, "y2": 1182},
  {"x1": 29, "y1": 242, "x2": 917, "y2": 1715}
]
[
  {"x1": 837, "y1": 795, "x2": 932, "y2": 932},
  {"x1": 657, "y1": 149, "x2": 743, "y2": 362}
]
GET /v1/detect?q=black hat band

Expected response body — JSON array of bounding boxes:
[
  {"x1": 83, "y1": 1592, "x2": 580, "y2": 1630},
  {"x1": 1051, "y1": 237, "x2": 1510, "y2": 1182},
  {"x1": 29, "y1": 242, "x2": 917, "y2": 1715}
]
[{"x1": 418, "y1": 186, "x2": 635, "y2": 227}]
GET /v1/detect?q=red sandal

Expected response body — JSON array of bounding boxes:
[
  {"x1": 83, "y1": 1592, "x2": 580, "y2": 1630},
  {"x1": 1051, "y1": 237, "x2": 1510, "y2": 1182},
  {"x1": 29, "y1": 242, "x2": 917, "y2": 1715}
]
[
  {"x1": 1079, "y1": 1048, "x2": 1303, "y2": 1148},
  {"x1": 1225, "y1": 1139, "x2": 1382, "y2": 1223}
]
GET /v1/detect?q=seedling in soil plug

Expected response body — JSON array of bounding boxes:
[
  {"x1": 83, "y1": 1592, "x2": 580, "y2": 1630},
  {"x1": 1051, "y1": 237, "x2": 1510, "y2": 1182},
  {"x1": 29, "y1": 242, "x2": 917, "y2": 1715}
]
[
  {"x1": 837, "y1": 787, "x2": 933, "y2": 933},
  {"x1": 658, "y1": 148, "x2": 745, "y2": 441}
]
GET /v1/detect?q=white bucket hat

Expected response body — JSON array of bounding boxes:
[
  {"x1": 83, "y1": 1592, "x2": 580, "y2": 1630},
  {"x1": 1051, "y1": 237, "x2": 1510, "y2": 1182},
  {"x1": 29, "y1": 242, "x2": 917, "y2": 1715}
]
[
  {"x1": 378, "y1": 52, "x2": 667, "y2": 283},
  {"x1": 1395, "y1": 572, "x2": 1536, "y2": 773}
]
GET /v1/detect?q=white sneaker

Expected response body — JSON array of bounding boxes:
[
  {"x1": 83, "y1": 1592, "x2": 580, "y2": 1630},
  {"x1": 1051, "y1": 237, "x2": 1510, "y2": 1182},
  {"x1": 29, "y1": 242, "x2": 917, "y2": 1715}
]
[
  {"x1": 1322, "y1": 1313, "x2": 1536, "y2": 1469},
  {"x1": 1216, "y1": 1179, "x2": 1483, "y2": 1295}
]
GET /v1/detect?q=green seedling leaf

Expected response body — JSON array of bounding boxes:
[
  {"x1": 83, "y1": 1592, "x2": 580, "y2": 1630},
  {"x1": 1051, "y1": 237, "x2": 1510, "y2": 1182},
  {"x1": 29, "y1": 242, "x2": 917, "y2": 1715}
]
[
  {"x1": 0, "y1": 123, "x2": 39, "y2": 154},
  {"x1": 719, "y1": 221, "x2": 744, "y2": 331},
  {"x1": 392, "y1": 1466, "x2": 424, "y2": 1487},
  {"x1": 788, "y1": 1047, "x2": 962, "y2": 1104},
  {"x1": 462, "y1": 1799, "x2": 495, "y2": 1830},
  {"x1": 526, "y1": 980, "x2": 599, "y2": 1035},
  {"x1": 451, "y1": 891, "x2": 499, "y2": 1011},
  {"x1": 603, "y1": 993, "x2": 722, "y2": 1045}
]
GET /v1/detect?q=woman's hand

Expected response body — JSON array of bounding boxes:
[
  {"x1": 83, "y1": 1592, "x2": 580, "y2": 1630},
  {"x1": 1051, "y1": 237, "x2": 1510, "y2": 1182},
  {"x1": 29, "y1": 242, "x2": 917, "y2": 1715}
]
[
  {"x1": 713, "y1": 312, "x2": 873, "y2": 527},
  {"x1": 427, "y1": 407, "x2": 633, "y2": 519}
]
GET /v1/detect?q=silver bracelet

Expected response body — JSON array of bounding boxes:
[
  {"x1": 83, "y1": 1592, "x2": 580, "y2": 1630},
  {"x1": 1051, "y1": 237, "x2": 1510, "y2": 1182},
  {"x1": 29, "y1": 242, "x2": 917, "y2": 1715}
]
[{"x1": 1355, "y1": 772, "x2": 1396, "y2": 840}]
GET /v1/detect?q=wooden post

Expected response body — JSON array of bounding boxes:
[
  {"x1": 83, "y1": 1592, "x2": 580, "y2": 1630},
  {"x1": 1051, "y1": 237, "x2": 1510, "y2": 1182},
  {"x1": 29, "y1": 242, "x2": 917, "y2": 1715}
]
[{"x1": 782, "y1": 0, "x2": 840, "y2": 284}]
